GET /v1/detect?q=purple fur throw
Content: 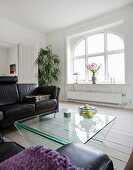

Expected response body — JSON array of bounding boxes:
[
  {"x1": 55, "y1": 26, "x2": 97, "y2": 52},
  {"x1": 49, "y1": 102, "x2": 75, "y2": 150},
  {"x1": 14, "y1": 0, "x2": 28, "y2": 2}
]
[{"x1": 0, "y1": 145, "x2": 91, "y2": 170}]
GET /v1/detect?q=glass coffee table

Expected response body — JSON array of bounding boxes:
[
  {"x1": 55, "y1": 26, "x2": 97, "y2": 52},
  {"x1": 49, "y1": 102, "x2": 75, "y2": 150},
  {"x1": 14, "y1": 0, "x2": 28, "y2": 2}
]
[{"x1": 15, "y1": 108, "x2": 116, "y2": 149}]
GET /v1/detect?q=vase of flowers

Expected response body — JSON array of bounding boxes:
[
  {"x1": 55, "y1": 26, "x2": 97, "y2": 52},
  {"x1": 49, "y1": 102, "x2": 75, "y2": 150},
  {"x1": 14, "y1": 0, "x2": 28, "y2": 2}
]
[{"x1": 86, "y1": 63, "x2": 101, "y2": 84}]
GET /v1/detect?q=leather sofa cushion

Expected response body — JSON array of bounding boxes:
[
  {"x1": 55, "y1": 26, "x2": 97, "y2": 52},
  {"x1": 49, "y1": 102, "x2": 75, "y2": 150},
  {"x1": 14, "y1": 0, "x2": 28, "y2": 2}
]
[
  {"x1": 0, "y1": 84, "x2": 19, "y2": 106},
  {"x1": 0, "y1": 104, "x2": 35, "y2": 120},
  {"x1": 17, "y1": 84, "x2": 38, "y2": 102},
  {"x1": 35, "y1": 99, "x2": 57, "y2": 111}
]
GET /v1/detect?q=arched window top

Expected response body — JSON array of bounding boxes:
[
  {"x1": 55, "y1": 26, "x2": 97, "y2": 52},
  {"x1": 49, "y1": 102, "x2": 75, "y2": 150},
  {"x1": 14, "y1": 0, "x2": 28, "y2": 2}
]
[
  {"x1": 107, "y1": 33, "x2": 124, "y2": 51},
  {"x1": 74, "y1": 40, "x2": 85, "y2": 57},
  {"x1": 74, "y1": 33, "x2": 124, "y2": 57},
  {"x1": 87, "y1": 33, "x2": 104, "y2": 54}
]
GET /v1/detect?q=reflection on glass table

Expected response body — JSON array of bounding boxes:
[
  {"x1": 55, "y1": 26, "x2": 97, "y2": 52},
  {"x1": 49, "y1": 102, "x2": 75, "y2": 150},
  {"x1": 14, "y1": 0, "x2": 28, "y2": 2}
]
[{"x1": 15, "y1": 108, "x2": 116, "y2": 149}]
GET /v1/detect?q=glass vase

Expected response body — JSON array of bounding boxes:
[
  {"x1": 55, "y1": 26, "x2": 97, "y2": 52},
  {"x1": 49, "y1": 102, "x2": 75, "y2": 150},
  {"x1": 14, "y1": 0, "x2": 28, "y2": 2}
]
[{"x1": 92, "y1": 72, "x2": 96, "y2": 84}]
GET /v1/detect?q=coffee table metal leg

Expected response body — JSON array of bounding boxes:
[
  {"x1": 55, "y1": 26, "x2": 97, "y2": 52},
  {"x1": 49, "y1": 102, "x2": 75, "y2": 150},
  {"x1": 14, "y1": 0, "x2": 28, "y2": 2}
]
[
  {"x1": 0, "y1": 111, "x2": 4, "y2": 142},
  {"x1": 0, "y1": 123, "x2": 4, "y2": 142}
]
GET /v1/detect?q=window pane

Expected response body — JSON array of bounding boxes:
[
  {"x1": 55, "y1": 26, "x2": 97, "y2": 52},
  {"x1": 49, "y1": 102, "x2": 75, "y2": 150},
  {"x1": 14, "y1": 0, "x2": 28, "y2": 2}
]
[
  {"x1": 74, "y1": 40, "x2": 85, "y2": 56},
  {"x1": 107, "y1": 33, "x2": 124, "y2": 51},
  {"x1": 108, "y1": 53, "x2": 125, "y2": 83},
  {"x1": 87, "y1": 33, "x2": 104, "y2": 54},
  {"x1": 88, "y1": 56, "x2": 104, "y2": 81},
  {"x1": 74, "y1": 58, "x2": 85, "y2": 81}
]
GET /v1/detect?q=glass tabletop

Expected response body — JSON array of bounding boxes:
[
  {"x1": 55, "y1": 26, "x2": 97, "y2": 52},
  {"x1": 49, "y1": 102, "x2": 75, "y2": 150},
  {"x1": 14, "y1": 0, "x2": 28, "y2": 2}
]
[{"x1": 15, "y1": 108, "x2": 116, "y2": 145}]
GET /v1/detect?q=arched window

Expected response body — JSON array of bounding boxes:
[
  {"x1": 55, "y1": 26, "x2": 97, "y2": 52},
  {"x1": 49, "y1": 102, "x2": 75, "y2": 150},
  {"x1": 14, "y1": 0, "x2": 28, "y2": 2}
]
[{"x1": 73, "y1": 33, "x2": 124, "y2": 83}]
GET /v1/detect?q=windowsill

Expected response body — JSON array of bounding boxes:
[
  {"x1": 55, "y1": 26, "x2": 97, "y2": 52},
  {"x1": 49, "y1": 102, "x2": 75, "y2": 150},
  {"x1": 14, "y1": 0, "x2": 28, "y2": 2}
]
[{"x1": 67, "y1": 82, "x2": 128, "y2": 86}]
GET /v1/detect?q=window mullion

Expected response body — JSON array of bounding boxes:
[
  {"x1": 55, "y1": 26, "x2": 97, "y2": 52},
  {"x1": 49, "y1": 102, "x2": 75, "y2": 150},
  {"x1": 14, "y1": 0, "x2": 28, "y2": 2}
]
[
  {"x1": 104, "y1": 32, "x2": 108, "y2": 79},
  {"x1": 74, "y1": 55, "x2": 86, "y2": 59},
  {"x1": 87, "y1": 52, "x2": 105, "y2": 57},
  {"x1": 107, "y1": 49, "x2": 124, "y2": 55},
  {"x1": 85, "y1": 38, "x2": 88, "y2": 82}
]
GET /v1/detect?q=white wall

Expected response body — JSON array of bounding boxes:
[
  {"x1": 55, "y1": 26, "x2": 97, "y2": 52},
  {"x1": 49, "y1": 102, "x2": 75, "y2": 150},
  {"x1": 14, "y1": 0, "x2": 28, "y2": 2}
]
[
  {"x1": 46, "y1": 4, "x2": 133, "y2": 108},
  {"x1": 0, "y1": 47, "x2": 8, "y2": 75},
  {"x1": 0, "y1": 16, "x2": 46, "y2": 83}
]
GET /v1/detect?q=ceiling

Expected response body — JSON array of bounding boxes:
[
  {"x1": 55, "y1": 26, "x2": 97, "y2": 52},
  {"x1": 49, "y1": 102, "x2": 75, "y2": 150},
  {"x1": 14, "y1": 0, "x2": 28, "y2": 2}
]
[{"x1": 0, "y1": 0, "x2": 133, "y2": 33}]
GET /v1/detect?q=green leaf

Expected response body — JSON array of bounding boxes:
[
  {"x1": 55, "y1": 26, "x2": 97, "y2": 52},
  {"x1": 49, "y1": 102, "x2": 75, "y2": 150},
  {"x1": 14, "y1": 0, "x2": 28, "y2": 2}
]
[{"x1": 35, "y1": 45, "x2": 60, "y2": 86}]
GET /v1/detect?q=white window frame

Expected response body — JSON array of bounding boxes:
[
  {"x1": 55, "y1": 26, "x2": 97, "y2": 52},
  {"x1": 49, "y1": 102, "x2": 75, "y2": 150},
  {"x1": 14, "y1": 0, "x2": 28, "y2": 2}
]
[{"x1": 72, "y1": 32, "x2": 124, "y2": 83}]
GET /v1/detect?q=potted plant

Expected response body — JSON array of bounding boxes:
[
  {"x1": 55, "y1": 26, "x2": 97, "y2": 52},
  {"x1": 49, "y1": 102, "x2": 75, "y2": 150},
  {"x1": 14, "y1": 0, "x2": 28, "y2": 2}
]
[{"x1": 36, "y1": 45, "x2": 60, "y2": 86}]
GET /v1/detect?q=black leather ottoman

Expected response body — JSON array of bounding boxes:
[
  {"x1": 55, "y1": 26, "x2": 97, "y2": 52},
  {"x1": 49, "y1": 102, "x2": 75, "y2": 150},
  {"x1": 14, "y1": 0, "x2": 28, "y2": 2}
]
[
  {"x1": 0, "y1": 142, "x2": 113, "y2": 170},
  {"x1": 57, "y1": 143, "x2": 113, "y2": 170}
]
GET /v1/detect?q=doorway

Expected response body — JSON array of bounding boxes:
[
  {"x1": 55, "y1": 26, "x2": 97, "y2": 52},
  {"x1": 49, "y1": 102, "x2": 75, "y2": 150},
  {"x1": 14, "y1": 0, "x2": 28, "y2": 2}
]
[{"x1": 0, "y1": 41, "x2": 18, "y2": 77}]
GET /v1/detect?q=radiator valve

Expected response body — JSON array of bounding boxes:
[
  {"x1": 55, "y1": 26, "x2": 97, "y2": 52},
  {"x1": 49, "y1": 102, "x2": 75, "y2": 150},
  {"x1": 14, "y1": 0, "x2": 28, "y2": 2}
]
[{"x1": 122, "y1": 94, "x2": 126, "y2": 97}]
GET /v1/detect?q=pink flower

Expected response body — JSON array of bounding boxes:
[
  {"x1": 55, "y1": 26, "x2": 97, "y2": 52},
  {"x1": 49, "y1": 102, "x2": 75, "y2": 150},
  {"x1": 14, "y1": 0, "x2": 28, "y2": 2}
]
[{"x1": 86, "y1": 63, "x2": 101, "y2": 73}]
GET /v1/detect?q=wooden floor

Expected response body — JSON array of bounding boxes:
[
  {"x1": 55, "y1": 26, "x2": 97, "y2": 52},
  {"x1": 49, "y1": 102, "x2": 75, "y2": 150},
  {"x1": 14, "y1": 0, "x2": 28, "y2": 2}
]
[{"x1": 3, "y1": 101, "x2": 133, "y2": 170}]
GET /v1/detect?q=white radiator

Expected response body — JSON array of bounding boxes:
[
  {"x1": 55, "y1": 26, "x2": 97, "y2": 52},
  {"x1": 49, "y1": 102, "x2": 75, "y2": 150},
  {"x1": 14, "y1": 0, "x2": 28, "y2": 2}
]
[{"x1": 67, "y1": 91, "x2": 122, "y2": 105}]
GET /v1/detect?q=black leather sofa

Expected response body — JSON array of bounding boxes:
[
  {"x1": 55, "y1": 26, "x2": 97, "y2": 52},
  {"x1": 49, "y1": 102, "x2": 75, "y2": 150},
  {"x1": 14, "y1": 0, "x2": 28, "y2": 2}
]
[
  {"x1": 0, "y1": 76, "x2": 60, "y2": 128},
  {"x1": 0, "y1": 141, "x2": 113, "y2": 170}
]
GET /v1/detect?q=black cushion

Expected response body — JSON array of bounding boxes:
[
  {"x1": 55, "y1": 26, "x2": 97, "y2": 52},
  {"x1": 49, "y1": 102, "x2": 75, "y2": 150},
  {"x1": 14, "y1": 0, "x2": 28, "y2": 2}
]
[
  {"x1": 24, "y1": 96, "x2": 36, "y2": 103},
  {"x1": 0, "y1": 76, "x2": 18, "y2": 84},
  {"x1": 17, "y1": 84, "x2": 38, "y2": 102},
  {"x1": 0, "y1": 104, "x2": 35, "y2": 120},
  {"x1": 57, "y1": 143, "x2": 113, "y2": 170},
  {"x1": 0, "y1": 142, "x2": 24, "y2": 163},
  {"x1": 0, "y1": 84, "x2": 19, "y2": 106},
  {"x1": 35, "y1": 99, "x2": 57, "y2": 111}
]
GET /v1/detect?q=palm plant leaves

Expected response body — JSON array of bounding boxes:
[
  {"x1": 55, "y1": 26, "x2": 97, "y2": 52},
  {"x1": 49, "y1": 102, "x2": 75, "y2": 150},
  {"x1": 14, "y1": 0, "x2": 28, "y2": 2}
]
[{"x1": 36, "y1": 45, "x2": 60, "y2": 86}]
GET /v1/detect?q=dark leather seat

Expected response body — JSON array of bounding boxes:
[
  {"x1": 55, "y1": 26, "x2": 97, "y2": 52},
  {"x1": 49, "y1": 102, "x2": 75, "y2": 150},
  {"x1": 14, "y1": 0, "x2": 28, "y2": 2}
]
[{"x1": 0, "y1": 104, "x2": 35, "y2": 119}]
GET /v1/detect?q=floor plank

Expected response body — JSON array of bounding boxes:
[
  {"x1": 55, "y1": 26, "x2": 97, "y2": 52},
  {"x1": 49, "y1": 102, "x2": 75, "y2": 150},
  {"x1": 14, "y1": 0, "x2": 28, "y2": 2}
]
[{"x1": 87, "y1": 139, "x2": 129, "y2": 162}]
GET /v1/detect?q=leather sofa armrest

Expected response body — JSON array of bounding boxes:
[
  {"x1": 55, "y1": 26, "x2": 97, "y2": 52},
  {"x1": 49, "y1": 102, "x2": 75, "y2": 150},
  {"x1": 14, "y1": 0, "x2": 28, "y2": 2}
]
[
  {"x1": 0, "y1": 111, "x2": 3, "y2": 121},
  {"x1": 57, "y1": 143, "x2": 113, "y2": 170},
  {"x1": 0, "y1": 142, "x2": 24, "y2": 163},
  {"x1": 37, "y1": 86, "x2": 60, "y2": 109}
]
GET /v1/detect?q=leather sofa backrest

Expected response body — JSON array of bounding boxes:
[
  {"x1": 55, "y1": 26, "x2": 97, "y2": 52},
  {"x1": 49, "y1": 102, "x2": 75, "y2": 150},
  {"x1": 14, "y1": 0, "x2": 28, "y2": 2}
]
[
  {"x1": 0, "y1": 76, "x2": 18, "y2": 84},
  {"x1": 17, "y1": 84, "x2": 38, "y2": 102},
  {"x1": 0, "y1": 84, "x2": 19, "y2": 106}
]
